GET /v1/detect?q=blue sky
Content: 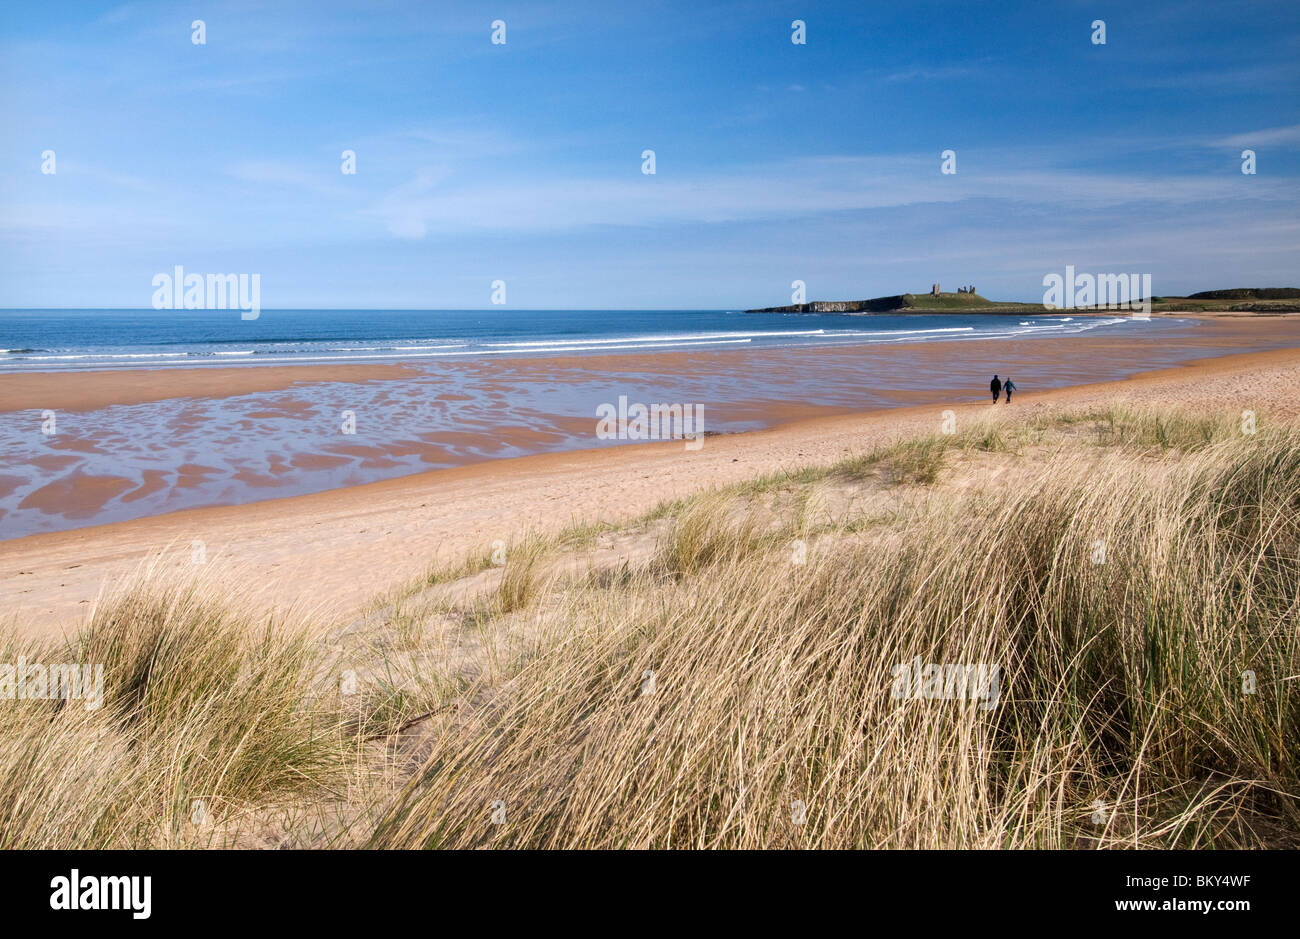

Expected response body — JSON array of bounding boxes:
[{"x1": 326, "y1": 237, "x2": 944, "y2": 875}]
[{"x1": 1, "y1": 0, "x2": 1297, "y2": 308}]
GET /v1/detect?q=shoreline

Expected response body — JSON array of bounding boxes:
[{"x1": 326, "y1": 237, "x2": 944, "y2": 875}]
[
  {"x1": 3, "y1": 344, "x2": 1298, "y2": 636},
  {"x1": 2, "y1": 315, "x2": 1300, "y2": 538},
  {"x1": 3, "y1": 312, "x2": 1299, "y2": 416}
]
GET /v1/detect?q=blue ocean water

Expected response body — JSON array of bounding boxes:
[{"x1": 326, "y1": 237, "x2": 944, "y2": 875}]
[{"x1": 0, "y1": 308, "x2": 1178, "y2": 372}]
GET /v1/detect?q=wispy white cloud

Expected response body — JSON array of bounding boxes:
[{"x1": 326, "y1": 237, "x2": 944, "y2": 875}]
[
  {"x1": 374, "y1": 167, "x2": 454, "y2": 238},
  {"x1": 364, "y1": 150, "x2": 1296, "y2": 239},
  {"x1": 1208, "y1": 124, "x2": 1300, "y2": 148},
  {"x1": 94, "y1": 3, "x2": 145, "y2": 26},
  {"x1": 182, "y1": 67, "x2": 328, "y2": 93},
  {"x1": 884, "y1": 65, "x2": 980, "y2": 83},
  {"x1": 1136, "y1": 62, "x2": 1300, "y2": 90},
  {"x1": 225, "y1": 159, "x2": 350, "y2": 197},
  {"x1": 399, "y1": 127, "x2": 528, "y2": 159},
  {"x1": 40, "y1": 161, "x2": 161, "y2": 194}
]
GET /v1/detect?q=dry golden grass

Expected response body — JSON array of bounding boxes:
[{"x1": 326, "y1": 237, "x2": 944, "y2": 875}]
[
  {"x1": 3, "y1": 404, "x2": 1297, "y2": 849},
  {"x1": 0, "y1": 584, "x2": 355, "y2": 848},
  {"x1": 369, "y1": 406, "x2": 1300, "y2": 848}
]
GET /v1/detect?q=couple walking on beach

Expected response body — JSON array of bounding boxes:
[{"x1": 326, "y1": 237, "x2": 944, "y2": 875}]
[{"x1": 990, "y1": 375, "x2": 1017, "y2": 403}]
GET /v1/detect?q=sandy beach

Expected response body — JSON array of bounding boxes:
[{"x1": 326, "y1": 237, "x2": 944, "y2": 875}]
[
  {"x1": 3, "y1": 314, "x2": 1300, "y2": 539},
  {"x1": 3, "y1": 340, "x2": 1298, "y2": 636}
]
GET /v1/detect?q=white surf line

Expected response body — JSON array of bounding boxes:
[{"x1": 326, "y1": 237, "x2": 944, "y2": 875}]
[
  {"x1": 0, "y1": 338, "x2": 760, "y2": 371},
  {"x1": 481, "y1": 329, "x2": 825, "y2": 347}
]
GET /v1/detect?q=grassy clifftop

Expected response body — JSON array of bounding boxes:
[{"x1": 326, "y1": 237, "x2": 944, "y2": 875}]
[
  {"x1": 746, "y1": 292, "x2": 1050, "y2": 314},
  {"x1": 895, "y1": 292, "x2": 1048, "y2": 312},
  {"x1": 1188, "y1": 288, "x2": 1300, "y2": 301},
  {"x1": 746, "y1": 288, "x2": 1300, "y2": 315}
]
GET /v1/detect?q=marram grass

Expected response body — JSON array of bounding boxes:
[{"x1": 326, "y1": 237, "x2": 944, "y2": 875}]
[
  {"x1": 370, "y1": 412, "x2": 1300, "y2": 849},
  {"x1": 2, "y1": 405, "x2": 1297, "y2": 848}
]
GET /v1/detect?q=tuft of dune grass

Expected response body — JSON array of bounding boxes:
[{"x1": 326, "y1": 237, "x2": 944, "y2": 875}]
[
  {"x1": 656, "y1": 495, "x2": 767, "y2": 576},
  {"x1": 0, "y1": 581, "x2": 352, "y2": 848},
  {"x1": 493, "y1": 539, "x2": 546, "y2": 615}
]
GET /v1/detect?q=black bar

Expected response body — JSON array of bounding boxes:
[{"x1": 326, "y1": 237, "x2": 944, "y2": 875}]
[{"x1": 0, "y1": 849, "x2": 1284, "y2": 925}]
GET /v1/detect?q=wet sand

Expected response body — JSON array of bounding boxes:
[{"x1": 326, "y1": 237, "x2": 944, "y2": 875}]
[
  {"x1": 0, "y1": 362, "x2": 421, "y2": 413},
  {"x1": 2, "y1": 344, "x2": 1299, "y2": 637}
]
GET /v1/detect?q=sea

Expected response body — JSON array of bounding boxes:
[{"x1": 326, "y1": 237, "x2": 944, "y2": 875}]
[{"x1": 0, "y1": 308, "x2": 1168, "y2": 372}]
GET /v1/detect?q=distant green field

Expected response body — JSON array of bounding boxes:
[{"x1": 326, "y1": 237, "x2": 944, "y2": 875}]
[{"x1": 1151, "y1": 296, "x2": 1300, "y2": 313}]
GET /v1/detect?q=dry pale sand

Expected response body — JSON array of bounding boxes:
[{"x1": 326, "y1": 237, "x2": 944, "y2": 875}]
[{"x1": 3, "y1": 346, "x2": 1298, "y2": 637}]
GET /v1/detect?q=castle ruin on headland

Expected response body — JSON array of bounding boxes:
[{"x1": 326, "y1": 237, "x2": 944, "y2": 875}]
[{"x1": 931, "y1": 283, "x2": 976, "y2": 295}]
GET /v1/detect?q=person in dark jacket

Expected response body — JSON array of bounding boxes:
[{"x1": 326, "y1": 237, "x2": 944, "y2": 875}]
[
  {"x1": 990, "y1": 375, "x2": 1002, "y2": 403},
  {"x1": 1003, "y1": 378, "x2": 1017, "y2": 403}
]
